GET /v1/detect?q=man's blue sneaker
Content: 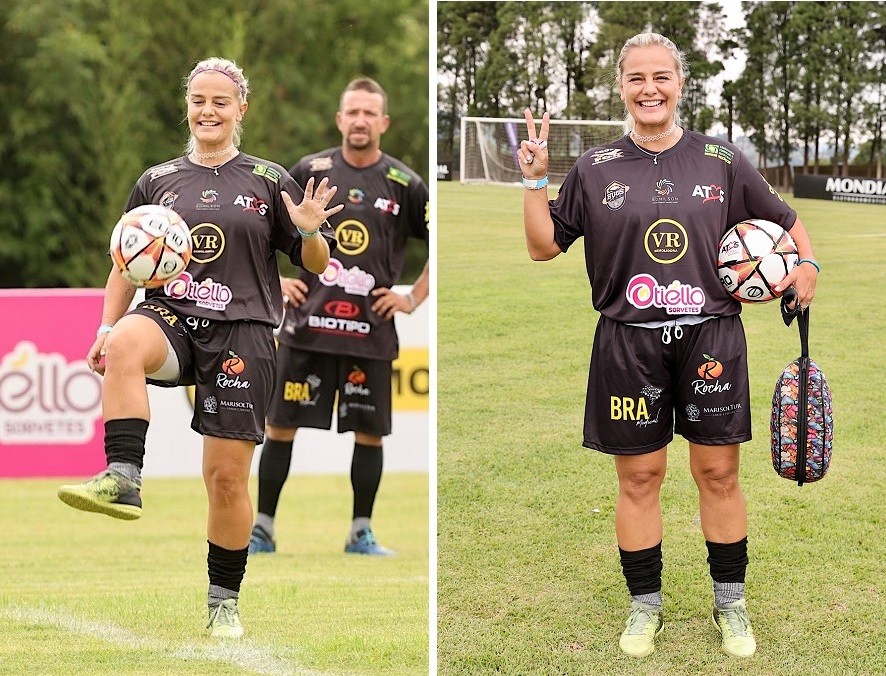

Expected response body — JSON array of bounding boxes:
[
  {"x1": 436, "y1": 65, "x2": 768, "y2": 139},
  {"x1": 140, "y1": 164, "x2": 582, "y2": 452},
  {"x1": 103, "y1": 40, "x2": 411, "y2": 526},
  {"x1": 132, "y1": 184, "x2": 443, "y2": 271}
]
[
  {"x1": 247, "y1": 524, "x2": 276, "y2": 554},
  {"x1": 344, "y1": 528, "x2": 395, "y2": 556}
]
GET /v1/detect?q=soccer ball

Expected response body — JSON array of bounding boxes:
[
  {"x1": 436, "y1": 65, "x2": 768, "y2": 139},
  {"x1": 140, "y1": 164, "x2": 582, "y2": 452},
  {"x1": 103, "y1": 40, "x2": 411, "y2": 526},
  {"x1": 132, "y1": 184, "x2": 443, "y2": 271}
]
[
  {"x1": 717, "y1": 219, "x2": 798, "y2": 303},
  {"x1": 109, "y1": 204, "x2": 192, "y2": 288}
]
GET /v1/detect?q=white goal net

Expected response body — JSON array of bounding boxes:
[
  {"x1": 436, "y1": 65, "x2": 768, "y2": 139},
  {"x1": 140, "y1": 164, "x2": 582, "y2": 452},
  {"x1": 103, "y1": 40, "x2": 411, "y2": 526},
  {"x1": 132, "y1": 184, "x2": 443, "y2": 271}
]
[{"x1": 460, "y1": 116, "x2": 624, "y2": 185}]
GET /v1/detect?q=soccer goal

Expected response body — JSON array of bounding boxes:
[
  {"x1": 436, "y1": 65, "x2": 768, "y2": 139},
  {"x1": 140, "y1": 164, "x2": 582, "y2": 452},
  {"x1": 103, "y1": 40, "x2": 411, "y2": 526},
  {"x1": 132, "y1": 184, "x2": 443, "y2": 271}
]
[{"x1": 459, "y1": 116, "x2": 624, "y2": 185}]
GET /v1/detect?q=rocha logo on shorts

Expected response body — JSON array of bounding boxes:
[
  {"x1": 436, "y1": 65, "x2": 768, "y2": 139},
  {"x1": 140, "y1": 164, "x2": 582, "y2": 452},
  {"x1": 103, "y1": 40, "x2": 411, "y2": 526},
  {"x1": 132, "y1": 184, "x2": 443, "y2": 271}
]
[
  {"x1": 344, "y1": 366, "x2": 371, "y2": 396},
  {"x1": 692, "y1": 352, "x2": 732, "y2": 395},
  {"x1": 217, "y1": 350, "x2": 250, "y2": 389}
]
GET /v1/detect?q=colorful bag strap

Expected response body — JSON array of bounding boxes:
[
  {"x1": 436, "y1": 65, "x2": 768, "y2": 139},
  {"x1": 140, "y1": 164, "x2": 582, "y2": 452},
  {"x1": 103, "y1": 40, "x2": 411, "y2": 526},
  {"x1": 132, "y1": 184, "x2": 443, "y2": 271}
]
[
  {"x1": 780, "y1": 289, "x2": 811, "y2": 485},
  {"x1": 780, "y1": 289, "x2": 809, "y2": 359}
]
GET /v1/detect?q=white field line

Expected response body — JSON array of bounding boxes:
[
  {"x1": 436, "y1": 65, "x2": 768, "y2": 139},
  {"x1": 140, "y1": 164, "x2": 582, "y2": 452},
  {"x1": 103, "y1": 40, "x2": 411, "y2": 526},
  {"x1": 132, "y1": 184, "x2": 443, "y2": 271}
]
[{"x1": 1, "y1": 604, "x2": 333, "y2": 676}]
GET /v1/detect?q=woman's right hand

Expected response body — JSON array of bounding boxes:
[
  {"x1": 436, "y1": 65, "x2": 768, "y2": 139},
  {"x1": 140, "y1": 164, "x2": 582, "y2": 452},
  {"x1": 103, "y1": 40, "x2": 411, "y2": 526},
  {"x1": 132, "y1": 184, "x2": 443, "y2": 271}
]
[{"x1": 519, "y1": 109, "x2": 551, "y2": 179}]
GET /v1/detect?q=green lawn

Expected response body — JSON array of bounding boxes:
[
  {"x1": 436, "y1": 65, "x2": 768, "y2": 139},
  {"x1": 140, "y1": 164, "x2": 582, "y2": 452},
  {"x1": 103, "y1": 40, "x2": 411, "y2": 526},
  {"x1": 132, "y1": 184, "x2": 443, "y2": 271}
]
[
  {"x1": 0, "y1": 473, "x2": 428, "y2": 676},
  {"x1": 437, "y1": 183, "x2": 886, "y2": 675}
]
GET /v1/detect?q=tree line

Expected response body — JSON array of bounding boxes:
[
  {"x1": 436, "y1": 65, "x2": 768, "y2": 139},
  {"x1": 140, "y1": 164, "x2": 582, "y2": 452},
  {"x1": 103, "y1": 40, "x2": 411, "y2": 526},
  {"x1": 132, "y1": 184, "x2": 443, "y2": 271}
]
[
  {"x1": 0, "y1": 0, "x2": 428, "y2": 288},
  {"x1": 437, "y1": 1, "x2": 885, "y2": 187}
]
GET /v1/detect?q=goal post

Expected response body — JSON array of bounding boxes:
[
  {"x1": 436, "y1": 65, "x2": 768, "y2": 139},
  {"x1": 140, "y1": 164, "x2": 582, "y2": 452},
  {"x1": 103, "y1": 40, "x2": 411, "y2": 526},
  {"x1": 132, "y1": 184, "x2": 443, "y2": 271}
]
[{"x1": 459, "y1": 116, "x2": 624, "y2": 185}]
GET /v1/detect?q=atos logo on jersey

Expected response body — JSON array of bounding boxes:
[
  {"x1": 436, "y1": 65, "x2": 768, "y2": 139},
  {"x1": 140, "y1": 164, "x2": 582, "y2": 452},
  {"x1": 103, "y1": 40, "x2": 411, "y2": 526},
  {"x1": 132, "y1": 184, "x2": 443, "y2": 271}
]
[
  {"x1": 693, "y1": 184, "x2": 725, "y2": 204},
  {"x1": 374, "y1": 197, "x2": 401, "y2": 215},
  {"x1": 323, "y1": 300, "x2": 360, "y2": 319},
  {"x1": 234, "y1": 194, "x2": 269, "y2": 216}
]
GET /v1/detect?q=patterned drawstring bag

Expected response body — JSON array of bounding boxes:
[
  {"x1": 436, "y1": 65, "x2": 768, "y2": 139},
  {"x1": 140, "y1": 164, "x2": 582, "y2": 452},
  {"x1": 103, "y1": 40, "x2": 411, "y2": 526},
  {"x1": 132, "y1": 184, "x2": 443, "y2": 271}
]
[{"x1": 770, "y1": 290, "x2": 834, "y2": 485}]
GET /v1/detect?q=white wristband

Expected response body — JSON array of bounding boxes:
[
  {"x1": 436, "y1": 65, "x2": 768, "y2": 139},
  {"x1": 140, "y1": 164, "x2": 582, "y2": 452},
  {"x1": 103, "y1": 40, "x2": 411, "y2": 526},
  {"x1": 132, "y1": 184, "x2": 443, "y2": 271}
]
[
  {"x1": 97, "y1": 324, "x2": 114, "y2": 336},
  {"x1": 522, "y1": 176, "x2": 549, "y2": 190}
]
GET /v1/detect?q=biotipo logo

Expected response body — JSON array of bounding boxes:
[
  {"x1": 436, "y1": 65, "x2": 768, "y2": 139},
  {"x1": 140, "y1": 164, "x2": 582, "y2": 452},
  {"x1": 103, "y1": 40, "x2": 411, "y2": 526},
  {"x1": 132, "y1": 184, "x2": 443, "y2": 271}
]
[{"x1": 0, "y1": 341, "x2": 102, "y2": 444}]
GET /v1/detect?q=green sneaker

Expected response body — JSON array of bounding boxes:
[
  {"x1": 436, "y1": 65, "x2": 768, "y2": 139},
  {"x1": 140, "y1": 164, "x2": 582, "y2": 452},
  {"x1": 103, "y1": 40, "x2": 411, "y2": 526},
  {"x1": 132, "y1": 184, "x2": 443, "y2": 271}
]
[
  {"x1": 57, "y1": 470, "x2": 142, "y2": 520},
  {"x1": 206, "y1": 598, "x2": 244, "y2": 639},
  {"x1": 712, "y1": 598, "x2": 756, "y2": 657},
  {"x1": 619, "y1": 600, "x2": 663, "y2": 657}
]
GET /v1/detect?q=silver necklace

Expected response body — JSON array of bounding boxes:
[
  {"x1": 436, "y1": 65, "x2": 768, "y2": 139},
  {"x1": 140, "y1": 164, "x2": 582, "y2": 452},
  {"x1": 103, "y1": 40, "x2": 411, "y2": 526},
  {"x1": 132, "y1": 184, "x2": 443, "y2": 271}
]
[
  {"x1": 632, "y1": 142, "x2": 666, "y2": 165},
  {"x1": 630, "y1": 125, "x2": 677, "y2": 143},
  {"x1": 191, "y1": 145, "x2": 235, "y2": 160}
]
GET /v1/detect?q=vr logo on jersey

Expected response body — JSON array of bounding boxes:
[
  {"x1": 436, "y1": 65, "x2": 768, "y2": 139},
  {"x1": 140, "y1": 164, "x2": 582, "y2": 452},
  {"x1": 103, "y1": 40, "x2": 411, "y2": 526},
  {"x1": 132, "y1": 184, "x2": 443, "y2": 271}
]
[{"x1": 335, "y1": 220, "x2": 370, "y2": 256}]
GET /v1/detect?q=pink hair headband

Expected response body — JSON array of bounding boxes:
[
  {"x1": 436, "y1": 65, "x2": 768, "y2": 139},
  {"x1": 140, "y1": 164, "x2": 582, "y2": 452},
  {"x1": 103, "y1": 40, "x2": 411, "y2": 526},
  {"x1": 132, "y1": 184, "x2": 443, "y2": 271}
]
[{"x1": 187, "y1": 67, "x2": 247, "y2": 99}]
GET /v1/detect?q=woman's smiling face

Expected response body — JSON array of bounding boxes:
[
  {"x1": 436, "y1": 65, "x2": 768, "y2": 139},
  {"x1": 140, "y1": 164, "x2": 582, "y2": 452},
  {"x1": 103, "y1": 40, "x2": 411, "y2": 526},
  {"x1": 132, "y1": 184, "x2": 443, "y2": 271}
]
[
  {"x1": 186, "y1": 70, "x2": 247, "y2": 150},
  {"x1": 619, "y1": 44, "x2": 684, "y2": 134}
]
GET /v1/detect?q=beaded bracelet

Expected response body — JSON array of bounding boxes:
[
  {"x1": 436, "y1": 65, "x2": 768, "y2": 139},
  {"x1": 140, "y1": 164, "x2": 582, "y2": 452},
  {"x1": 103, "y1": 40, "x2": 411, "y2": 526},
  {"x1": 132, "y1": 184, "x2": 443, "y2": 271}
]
[
  {"x1": 406, "y1": 292, "x2": 418, "y2": 314},
  {"x1": 797, "y1": 258, "x2": 821, "y2": 273}
]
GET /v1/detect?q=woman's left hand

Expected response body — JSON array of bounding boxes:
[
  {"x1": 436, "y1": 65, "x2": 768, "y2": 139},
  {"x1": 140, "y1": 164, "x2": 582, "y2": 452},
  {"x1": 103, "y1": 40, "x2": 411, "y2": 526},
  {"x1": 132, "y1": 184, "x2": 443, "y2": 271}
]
[
  {"x1": 282, "y1": 176, "x2": 343, "y2": 235},
  {"x1": 776, "y1": 261, "x2": 818, "y2": 310}
]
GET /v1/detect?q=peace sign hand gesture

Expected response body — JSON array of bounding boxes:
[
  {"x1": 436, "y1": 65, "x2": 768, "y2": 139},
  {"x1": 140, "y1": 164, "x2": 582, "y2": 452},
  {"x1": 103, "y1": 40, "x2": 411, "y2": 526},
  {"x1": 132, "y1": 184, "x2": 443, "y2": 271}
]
[{"x1": 519, "y1": 108, "x2": 550, "y2": 180}]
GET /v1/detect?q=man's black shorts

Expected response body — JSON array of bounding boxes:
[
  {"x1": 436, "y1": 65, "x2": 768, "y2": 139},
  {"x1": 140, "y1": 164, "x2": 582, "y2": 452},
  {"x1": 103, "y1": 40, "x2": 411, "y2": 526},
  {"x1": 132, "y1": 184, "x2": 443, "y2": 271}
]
[
  {"x1": 267, "y1": 344, "x2": 392, "y2": 437},
  {"x1": 583, "y1": 315, "x2": 752, "y2": 455}
]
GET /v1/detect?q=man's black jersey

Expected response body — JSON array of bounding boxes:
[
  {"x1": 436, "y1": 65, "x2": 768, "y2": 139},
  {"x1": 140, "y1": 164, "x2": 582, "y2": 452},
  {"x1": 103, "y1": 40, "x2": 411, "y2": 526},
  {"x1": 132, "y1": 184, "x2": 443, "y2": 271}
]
[
  {"x1": 123, "y1": 153, "x2": 336, "y2": 327},
  {"x1": 549, "y1": 131, "x2": 797, "y2": 324},
  {"x1": 277, "y1": 148, "x2": 429, "y2": 361}
]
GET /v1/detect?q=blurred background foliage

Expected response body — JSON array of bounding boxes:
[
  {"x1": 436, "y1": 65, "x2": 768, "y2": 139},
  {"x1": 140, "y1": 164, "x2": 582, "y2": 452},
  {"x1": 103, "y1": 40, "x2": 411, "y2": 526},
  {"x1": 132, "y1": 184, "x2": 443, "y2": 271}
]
[{"x1": 0, "y1": 0, "x2": 429, "y2": 287}]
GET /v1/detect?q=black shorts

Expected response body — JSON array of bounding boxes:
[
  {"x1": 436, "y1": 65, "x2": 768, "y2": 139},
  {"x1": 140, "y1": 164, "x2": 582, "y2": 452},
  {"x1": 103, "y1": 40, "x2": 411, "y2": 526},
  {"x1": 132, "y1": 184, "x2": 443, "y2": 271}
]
[
  {"x1": 130, "y1": 301, "x2": 276, "y2": 443},
  {"x1": 267, "y1": 344, "x2": 392, "y2": 437},
  {"x1": 583, "y1": 315, "x2": 751, "y2": 455}
]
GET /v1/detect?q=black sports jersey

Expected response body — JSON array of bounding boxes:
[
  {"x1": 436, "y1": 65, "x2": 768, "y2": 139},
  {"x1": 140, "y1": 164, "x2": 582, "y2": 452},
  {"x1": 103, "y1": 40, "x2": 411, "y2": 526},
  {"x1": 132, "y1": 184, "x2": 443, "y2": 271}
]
[
  {"x1": 277, "y1": 148, "x2": 429, "y2": 361},
  {"x1": 124, "y1": 152, "x2": 336, "y2": 327},
  {"x1": 549, "y1": 130, "x2": 797, "y2": 324}
]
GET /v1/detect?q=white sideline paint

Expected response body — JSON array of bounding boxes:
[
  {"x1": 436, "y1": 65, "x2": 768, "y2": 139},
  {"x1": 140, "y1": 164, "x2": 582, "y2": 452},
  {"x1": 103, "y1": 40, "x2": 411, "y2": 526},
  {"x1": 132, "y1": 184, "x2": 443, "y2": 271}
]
[{"x1": 0, "y1": 604, "x2": 331, "y2": 676}]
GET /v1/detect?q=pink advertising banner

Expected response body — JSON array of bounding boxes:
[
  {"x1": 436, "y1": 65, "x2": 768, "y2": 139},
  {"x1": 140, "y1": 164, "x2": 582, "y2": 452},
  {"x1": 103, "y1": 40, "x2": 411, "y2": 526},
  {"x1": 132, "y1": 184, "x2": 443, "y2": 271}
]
[{"x1": 0, "y1": 289, "x2": 106, "y2": 477}]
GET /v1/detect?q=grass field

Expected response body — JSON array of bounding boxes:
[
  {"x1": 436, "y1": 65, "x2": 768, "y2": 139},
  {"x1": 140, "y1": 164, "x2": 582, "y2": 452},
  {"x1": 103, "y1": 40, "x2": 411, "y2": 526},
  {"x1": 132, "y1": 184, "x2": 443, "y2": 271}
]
[
  {"x1": 437, "y1": 182, "x2": 886, "y2": 675},
  {"x1": 0, "y1": 473, "x2": 428, "y2": 675}
]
